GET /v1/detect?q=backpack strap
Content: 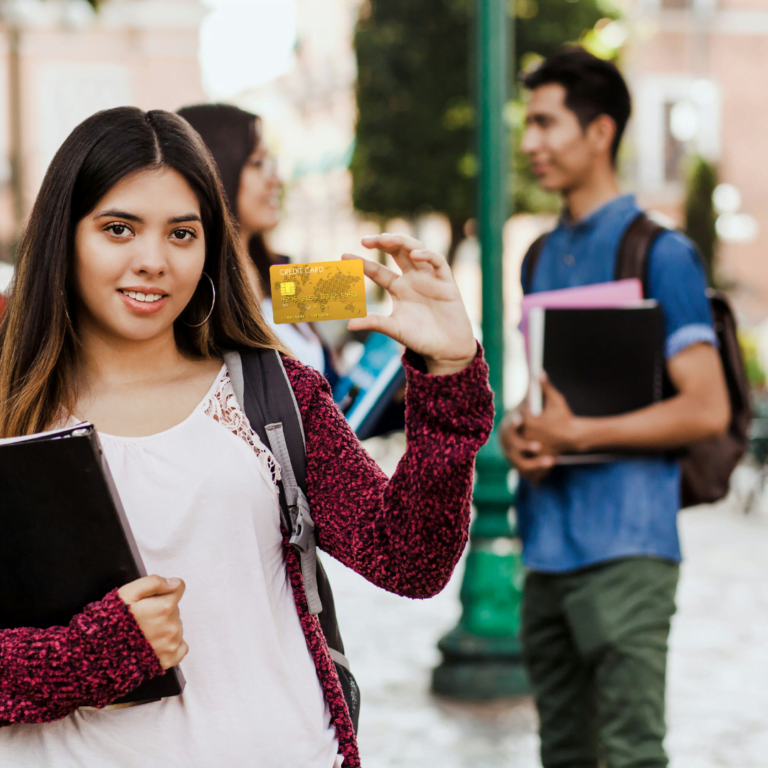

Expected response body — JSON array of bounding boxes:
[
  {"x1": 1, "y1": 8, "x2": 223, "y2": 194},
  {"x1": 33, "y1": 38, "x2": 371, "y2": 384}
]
[
  {"x1": 613, "y1": 212, "x2": 667, "y2": 295},
  {"x1": 223, "y1": 349, "x2": 360, "y2": 730},
  {"x1": 231, "y1": 348, "x2": 322, "y2": 615},
  {"x1": 265, "y1": 423, "x2": 321, "y2": 614},
  {"x1": 522, "y1": 232, "x2": 549, "y2": 293}
]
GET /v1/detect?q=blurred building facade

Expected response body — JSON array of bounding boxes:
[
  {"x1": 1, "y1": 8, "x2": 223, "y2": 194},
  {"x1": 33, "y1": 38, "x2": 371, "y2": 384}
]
[
  {"x1": 0, "y1": 0, "x2": 205, "y2": 259},
  {"x1": 626, "y1": 0, "x2": 768, "y2": 319}
]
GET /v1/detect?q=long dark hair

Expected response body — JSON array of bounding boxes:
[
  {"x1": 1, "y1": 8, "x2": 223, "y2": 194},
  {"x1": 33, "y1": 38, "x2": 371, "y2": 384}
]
[
  {"x1": 176, "y1": 103, "x2": 275, "y2": 290},
  {"x1": 0, "y1": 106, "x2": 287, "y2": 437}
]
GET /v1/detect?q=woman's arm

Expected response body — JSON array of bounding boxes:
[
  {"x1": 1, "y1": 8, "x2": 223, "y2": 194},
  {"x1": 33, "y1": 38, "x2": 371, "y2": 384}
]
[
  {"x1": 284, "y1": 344, "x2": 493, "y2": 599},
  {"x1": 0, "y1": 589, "x2": 162, "y2": 726}
]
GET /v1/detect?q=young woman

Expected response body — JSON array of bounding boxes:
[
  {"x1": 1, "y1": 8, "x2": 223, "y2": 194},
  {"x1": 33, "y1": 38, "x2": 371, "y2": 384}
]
[
  {"x1": 0, "y1": 107, "x2": 493, "y2": 767},
  {"x1": 177, "y1": 103, "x2": 331, "y2": 376}
]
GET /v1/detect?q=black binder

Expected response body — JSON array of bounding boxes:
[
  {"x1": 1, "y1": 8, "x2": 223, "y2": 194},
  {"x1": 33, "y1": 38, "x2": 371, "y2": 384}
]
[
  {"x1": 527, "y1": 303, "x2": 667, "y2": 463},
  {"x1": 0, "y1": 423, "x2": 185, "y2": 704}
]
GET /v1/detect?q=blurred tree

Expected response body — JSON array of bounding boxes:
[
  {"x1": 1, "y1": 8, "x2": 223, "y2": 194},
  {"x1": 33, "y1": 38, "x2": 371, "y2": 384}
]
[
  {"x1": 351, "y1": 0, "x2": 614, "y2": 263},
  {"x1": 738, "y1": 329, "x2": 766, "y2": 391},
  {"x1": 684, "y1": 156, "x2": 718, "y2": 287}
]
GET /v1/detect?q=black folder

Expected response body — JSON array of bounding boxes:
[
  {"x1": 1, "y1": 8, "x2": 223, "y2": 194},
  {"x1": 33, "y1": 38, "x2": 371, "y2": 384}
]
[
  {"x1": 528, "y1": 303, "x2": 667, "y2": 463},
  {"x1": 0, "y1": 423, "x2": 185, "y2": 704}
]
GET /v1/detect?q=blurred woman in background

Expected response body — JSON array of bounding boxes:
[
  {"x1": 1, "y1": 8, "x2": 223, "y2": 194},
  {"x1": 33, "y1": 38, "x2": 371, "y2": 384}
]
[{"x1": 177, "y1": 104, "x2": 334, "y2": 380}]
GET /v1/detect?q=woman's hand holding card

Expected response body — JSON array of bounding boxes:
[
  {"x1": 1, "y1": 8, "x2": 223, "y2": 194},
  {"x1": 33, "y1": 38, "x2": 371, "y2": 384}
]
[{"x1": 342, "y1": 234, "x2": 477, "y2": 376}]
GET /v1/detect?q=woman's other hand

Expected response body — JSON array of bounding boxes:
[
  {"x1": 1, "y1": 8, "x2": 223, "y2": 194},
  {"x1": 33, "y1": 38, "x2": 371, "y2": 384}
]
[
  {"x1": 343, "y1": 234, "x2": 477, "y2": 375},
  {"x1": 118, "y1": 575, "x2": 188, "y2": 670}
]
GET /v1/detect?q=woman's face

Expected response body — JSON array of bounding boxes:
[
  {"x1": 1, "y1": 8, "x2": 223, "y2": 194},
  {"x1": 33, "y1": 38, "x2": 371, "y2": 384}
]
[
  {"x1": 73, "y1": 167, "x2": 206, "y2": 344},
  {"x1": 237, "y1": 140, "x2": 281, "y2": 237}
]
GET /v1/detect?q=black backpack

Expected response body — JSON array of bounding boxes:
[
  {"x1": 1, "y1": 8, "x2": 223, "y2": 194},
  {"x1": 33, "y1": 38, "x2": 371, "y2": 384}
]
[
  {"x1": 222, "y1": 348, "x2": 360, "y2": 731},
  {"x1": 523, "y1": 212, "x2": 751, "y2": 508}
]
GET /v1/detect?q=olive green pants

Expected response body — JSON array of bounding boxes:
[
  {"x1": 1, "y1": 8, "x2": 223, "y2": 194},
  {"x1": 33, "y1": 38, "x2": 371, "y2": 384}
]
[{"x1": 522, "y1": 557, "x2": 679, "y2": 768}]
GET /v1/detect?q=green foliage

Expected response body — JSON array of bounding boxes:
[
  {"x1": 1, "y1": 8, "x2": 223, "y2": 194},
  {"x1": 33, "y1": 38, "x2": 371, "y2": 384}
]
[
  {"x1": 351, "y1": 0, "x2": 475, "y2": 228},
  {"x1": 351, "y1": 0, "x2": 614, "y2": 252},
  {"x1": 684, "y1": 156, "x2": 717, "y2": 287},
  {"x1": 515, "y1": 0, "x2": 614, "y2": 66},
  {"x1": 739, "y1": 330, "x2": 766, "y2": 390}
]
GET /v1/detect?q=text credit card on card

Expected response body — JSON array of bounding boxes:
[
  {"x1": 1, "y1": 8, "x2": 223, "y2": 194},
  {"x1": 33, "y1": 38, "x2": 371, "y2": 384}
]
[{"x1": 269, "y1": 260, "x2": 367, "y2": 324}]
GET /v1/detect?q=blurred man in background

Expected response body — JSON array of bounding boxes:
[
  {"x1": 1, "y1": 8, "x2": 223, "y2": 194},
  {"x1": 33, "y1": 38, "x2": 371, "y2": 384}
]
[{"x1": 501, "y1": 48, "x2": 729, "y2": 768}]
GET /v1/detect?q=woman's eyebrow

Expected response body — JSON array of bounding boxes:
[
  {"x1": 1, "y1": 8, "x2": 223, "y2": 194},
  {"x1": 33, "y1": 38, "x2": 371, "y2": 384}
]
[
  {"x1": 92, "y1": 210, "x2": 201, "y2": 224},
  {"x1": 168, "y1": 214, "x2": 202, "y2": 224},
  {"x1": 94, "y1": 209, "x2": 142, "y2": 222}
]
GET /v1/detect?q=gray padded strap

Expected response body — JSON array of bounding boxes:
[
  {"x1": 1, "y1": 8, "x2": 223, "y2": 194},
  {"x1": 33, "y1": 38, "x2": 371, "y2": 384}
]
[
  {"x1": 274, "y1": 351, "x2": 306, "y2": 448},
  {"x1": 222, "y1": 350, "x2": 245, "y2": 410},
  {"x1": 328, "y1": 647, "x2": 351, "y2": 671},
  {"x1": 266, "y1": 421, "x2": 322, "y2": 616}
]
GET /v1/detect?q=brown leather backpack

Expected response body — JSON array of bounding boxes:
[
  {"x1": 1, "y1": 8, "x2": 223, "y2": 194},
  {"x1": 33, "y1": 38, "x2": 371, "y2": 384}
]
[{"x1": 524, "y1": 212, "x2": 751, "y2": 508}]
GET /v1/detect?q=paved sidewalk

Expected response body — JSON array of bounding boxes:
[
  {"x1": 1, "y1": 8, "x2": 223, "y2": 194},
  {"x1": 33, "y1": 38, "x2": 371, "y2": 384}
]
[{"x1": 323, "y1": 440, "x2": 768, "y2": 767}]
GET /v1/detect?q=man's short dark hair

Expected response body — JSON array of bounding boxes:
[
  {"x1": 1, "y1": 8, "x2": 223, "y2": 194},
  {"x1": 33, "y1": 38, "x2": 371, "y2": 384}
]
[{"x1": 522, "y1": 47, "x2": 631, "y2": 164}]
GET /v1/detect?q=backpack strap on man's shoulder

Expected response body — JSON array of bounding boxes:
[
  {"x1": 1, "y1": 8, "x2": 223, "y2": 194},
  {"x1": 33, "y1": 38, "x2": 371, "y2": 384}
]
[
  {"x1": 614, "y1": 212, "x2": 668, "y2": 295},
  {"x1": 523, "y1": 232, "x2": 549, "y2": 293}
]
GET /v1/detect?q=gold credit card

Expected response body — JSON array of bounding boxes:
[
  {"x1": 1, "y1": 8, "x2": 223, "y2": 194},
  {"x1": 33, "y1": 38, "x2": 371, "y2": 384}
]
[{"x1": 269, "y1": 259, "x2": 367, "y2": 324}]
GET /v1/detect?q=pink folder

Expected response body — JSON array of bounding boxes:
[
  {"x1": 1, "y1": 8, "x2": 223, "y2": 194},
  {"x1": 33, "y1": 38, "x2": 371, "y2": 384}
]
[{"x1": 520, "y1": 279, "x2": 644, "y2": 343}]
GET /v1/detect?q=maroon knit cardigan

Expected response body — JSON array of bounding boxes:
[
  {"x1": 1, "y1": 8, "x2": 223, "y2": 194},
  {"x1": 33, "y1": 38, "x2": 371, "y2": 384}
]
[{"x1": 0, "y1": 346, "x2": 494, "y2": 766}]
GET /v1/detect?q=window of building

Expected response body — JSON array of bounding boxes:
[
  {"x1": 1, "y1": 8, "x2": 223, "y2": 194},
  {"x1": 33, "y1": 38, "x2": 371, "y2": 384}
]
[
  {"x1": 634, "y1": 76, "x2": 720, "y2": 193},
  {"x1": 643, "y1": 0, "x2": 716, "y2": 12},
  {"x1": 663, "y1": 101, "x2": 688, "y2": 184}
]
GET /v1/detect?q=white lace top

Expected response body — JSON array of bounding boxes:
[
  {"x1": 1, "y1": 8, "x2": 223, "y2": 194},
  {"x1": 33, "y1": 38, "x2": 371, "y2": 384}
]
[
  {"x1": 0, "y1": 365, "x2": 342, "y2": 768},
  {"x1": 202, "y1": 370, "x2": 281, "y2": 486}
]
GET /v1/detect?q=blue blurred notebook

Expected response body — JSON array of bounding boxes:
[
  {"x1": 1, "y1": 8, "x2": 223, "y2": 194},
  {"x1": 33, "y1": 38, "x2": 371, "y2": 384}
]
[{"x1": 333, "y1": 333, "x2": 405, "y2": 440}]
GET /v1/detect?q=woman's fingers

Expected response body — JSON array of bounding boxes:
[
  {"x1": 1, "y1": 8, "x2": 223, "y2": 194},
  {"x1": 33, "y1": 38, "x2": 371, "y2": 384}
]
[
  {"x1": 118, "y1": 574, "x2": 183, "y2": 604},
  {"x1": 361, "y1": 232, "x2": 425, "y2": 255},
  {"x1": 343, "y1": 243, "x2": 449, "y2": 294},
  {"x1": 361, "y1": 233, "x2": 427, "y2": 274},
  {"x1": 341, "y1": 253, "x2": 398, "y2": 291},
  {"x1": 347, "y1": 313, "x2": 399, "y2": 340},
  {"x1": 410, "y1": 249, "x2": 451, "y2": 277},
  {"x1": 118, "y1": 575, "x2": 188, "y2": 670},
  {"x1": 169, "y1": 640, "x2": 190, "y2": 669}
]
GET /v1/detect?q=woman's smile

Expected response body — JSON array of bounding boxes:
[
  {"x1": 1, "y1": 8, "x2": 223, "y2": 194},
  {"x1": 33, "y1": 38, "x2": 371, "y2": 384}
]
[{"x1": 117, "y1": 287, "x2": 170, "y2": 314}]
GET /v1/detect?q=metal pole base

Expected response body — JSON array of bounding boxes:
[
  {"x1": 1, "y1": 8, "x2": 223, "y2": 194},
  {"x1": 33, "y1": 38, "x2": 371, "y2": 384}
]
[
  {"x1": 431, "y1": 627, "x2": 530, "y2": 699},
  {"x1": 432, "y1": 659, "x2": 529, "y2": 700}
]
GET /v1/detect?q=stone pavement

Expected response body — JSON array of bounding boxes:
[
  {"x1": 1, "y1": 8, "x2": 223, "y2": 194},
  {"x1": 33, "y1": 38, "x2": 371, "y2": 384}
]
[{"x1": 322, "y1": 439, "x2": 768, "y2": 767}]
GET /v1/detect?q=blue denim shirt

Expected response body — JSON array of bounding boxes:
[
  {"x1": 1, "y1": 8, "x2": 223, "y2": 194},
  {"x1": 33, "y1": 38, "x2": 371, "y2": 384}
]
[{"x1": 517, "y1": 195, "x2": 717, "y2": 573}]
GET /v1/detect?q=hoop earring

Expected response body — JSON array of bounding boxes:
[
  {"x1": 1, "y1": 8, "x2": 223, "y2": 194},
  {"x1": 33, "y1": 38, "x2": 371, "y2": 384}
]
[{"x1": 184, "y1": 272, "x2": 216, "y2": 328}]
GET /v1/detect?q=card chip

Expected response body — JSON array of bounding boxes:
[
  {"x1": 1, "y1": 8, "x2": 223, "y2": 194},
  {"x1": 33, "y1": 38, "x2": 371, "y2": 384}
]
[{"x1": 280, "y1": 281, "x2": 296, "y2": 296}]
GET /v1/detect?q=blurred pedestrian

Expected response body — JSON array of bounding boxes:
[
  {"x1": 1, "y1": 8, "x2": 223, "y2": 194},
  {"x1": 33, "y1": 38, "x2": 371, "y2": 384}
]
[
  {"x1": 0, "y1": 106, "x2": 492, "y2": 767},
  {"x1": 501, "y1": 47, "x2": 730, "y2": 768},
  {"x1": 177, "y1": 103, "x2": 335, "y2": 381}
]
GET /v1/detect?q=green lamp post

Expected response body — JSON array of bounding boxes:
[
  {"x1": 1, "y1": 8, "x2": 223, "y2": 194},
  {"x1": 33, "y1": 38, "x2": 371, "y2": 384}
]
[{"x1": 431, "y1": 0, "x2": 528, "y2": 699}]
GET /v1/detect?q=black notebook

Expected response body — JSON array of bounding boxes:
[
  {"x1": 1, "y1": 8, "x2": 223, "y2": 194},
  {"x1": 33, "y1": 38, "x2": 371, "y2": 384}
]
[
  {"x1": 0, "y1": 423, "x2": 185, "y2": 704},
  {"x1": 527, "y1": 303, "x2": 666, "y2": 463}
]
